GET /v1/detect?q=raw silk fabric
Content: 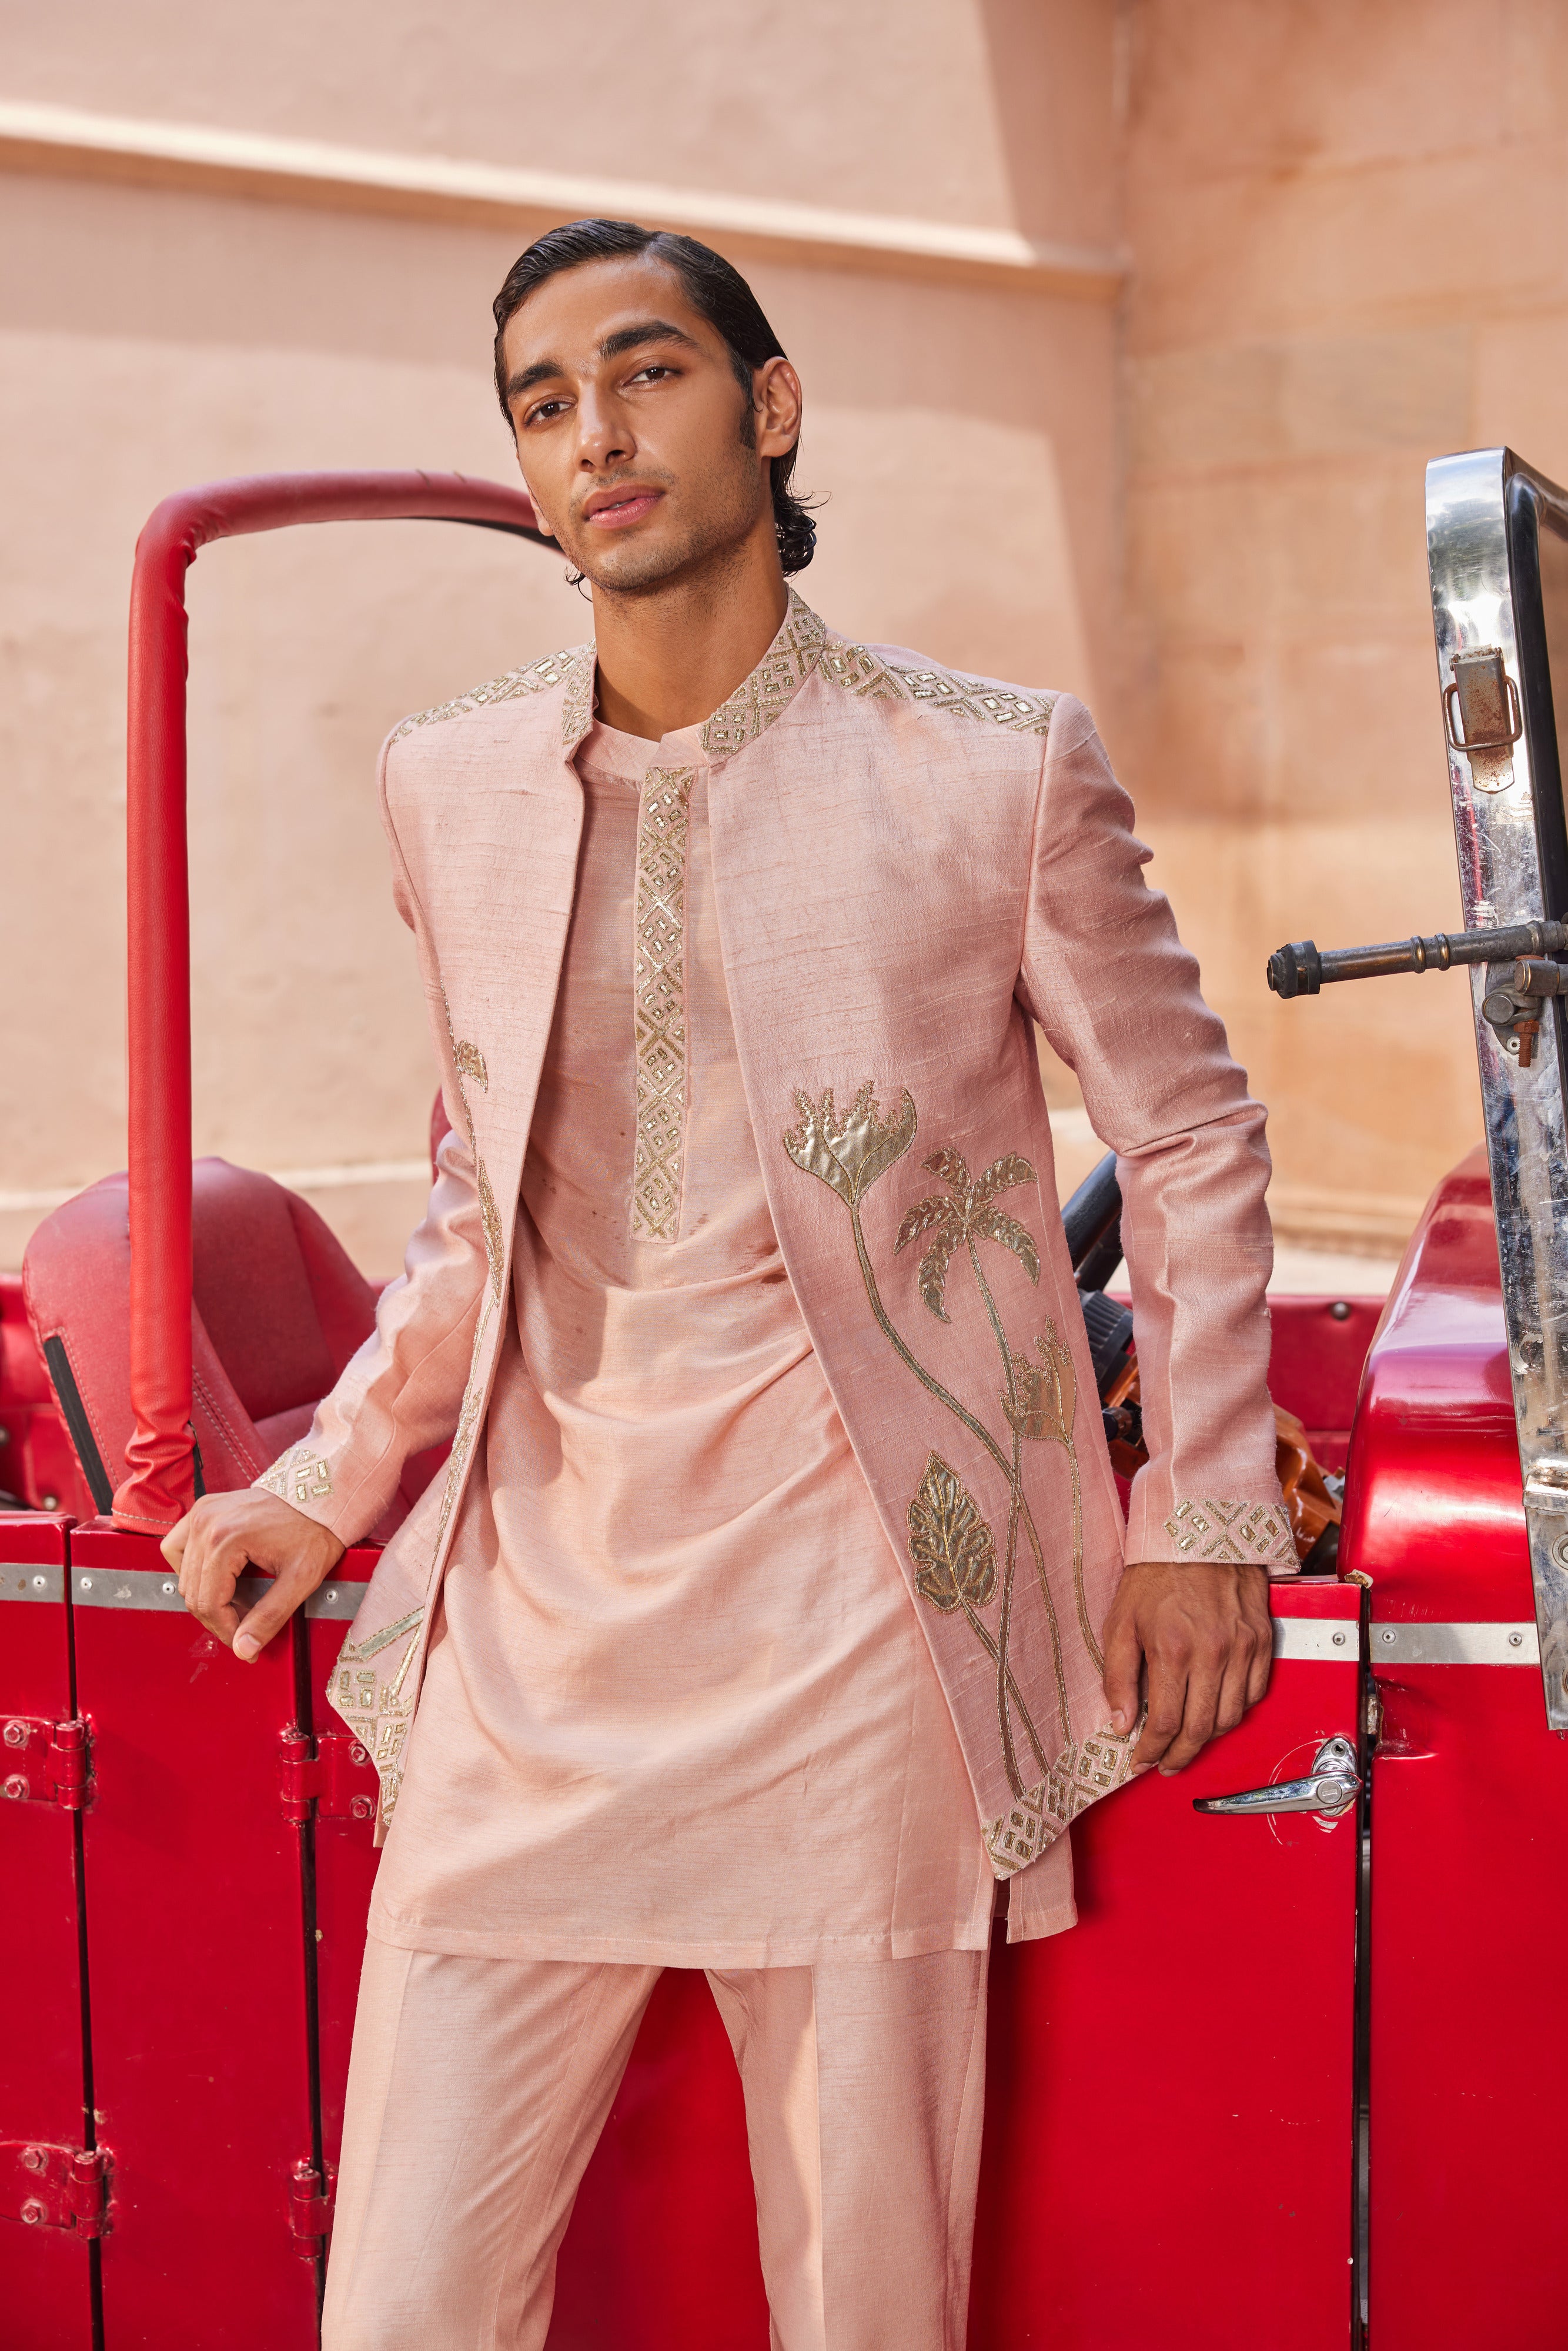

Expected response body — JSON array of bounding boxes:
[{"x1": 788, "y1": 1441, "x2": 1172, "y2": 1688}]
[
  {"x1": 320, "y1": 1937, "x2": 989, "y2": 2351},
  {"x1": 370, "y1": 722, "x2": 1012, "y2": 1963},
  {"x1": 266, "y1": 592, "x2": 1289, "y2": 1885}
]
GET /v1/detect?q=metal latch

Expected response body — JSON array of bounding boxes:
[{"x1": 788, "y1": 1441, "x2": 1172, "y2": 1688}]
[
  {"x1": 1445, "y1": 644, "x2": 1522, "y2": 792},
  {"x1": 289, "y1": 2158, "x2": 335, "y2": 2259},
  {"x1": 2, "y1": 2142, "x2": 113, "y2": 2236},
  {"x1": 1192, "y1": 1734, "x2": 1361, "y2": 1821},
  {"x1": 277, "y1": 1727, "x2": 377, "y2": 1823},
  {"x1": 0, "y1": 1717, "x2": 93, "y2": 1809}
]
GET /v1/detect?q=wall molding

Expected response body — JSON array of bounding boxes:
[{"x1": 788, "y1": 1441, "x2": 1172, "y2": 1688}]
[{"x1": 0, "y1": 98, "x2": 1127, "y2": 300}]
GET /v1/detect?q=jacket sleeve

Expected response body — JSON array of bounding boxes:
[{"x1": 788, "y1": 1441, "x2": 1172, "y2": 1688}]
[
  {"x1": 252, "y1": 736, "x2": 487, "y2": 1548},
  {"x1": 1016, "y1": 693, "x2": 1292, "y2": 1570}
]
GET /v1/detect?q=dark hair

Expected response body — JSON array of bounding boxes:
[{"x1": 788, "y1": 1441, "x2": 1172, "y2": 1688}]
[{"x1": 493, "y1": 218, "x2": 817, "y2": 575}]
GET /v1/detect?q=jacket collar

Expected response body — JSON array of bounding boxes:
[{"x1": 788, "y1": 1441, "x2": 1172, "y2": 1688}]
[{"x1": 557, "y1": 587, "x2": 828, "y2": 760}]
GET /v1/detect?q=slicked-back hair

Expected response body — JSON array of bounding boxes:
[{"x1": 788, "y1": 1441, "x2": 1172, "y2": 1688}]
[{"x1": 493, "y1": 219, "x2": 817, "y2": 575}]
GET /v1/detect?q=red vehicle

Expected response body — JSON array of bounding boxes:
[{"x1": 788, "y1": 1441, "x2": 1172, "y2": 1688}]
[{"x1": 2, "y1": 454, "x2": 1564, "y2": 2350}]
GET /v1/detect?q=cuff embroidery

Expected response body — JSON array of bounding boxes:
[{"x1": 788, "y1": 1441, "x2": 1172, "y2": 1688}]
[
  {"x1": 255, "y1": 1444, "x2": 333, "y2": 1509},
  {"x1": 1164, "y1": 1498, "x2": 1295, "y2": 1565}
]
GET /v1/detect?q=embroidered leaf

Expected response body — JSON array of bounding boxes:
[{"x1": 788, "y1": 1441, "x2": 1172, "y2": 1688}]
[
  {"x1": 921, "y1": 1146, "x2": 974, "y2": 1198},
  {"x1": 917, "y1": 1225, "x2": 961, "y2": 1322},
  {"x1": 907, "y1": 1452, "x2": 998, "y2": 1613},
  {"x1": 970, "y1": 1204, "x2": 1040, "y2": 1285},
  {"x1": 974, "y1": 1153, "x2": 1036, "y2": 1204},
  {"x1": 895, "y1": 1192, "x2": 954, "y2": 1254},
  {"x1": 783, "y1": 1084, "x2": 917, "y2": 1205}
]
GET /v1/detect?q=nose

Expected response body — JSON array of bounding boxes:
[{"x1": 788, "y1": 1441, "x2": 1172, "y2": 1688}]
[{"x1": 574, "y1": 382, "x2": 633, "y2": 475}]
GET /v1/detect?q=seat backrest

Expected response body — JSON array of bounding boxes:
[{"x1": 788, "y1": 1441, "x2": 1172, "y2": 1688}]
[{"x1": 24, "y1": 1158, "x2": 382, "y2": 1517}]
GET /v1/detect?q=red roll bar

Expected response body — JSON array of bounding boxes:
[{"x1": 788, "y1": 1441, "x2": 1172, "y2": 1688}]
[{"x1": 111, "y1": 471, "x2": 546, "y2": 1534}]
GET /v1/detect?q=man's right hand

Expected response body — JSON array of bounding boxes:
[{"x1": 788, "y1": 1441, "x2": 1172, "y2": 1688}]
[{"x1": 161, "y1": 1489, "x2": 346, "y2": 1662}]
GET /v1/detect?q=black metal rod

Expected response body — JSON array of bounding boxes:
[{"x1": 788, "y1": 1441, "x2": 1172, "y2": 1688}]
[{"x1": 1267, "y1": 921, "x2": 1568, "y2": 998}]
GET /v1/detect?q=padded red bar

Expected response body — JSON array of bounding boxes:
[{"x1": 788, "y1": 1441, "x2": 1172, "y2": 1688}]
[{"x1": 112, "y1": 470, "x2": 543, "y2": 1532}]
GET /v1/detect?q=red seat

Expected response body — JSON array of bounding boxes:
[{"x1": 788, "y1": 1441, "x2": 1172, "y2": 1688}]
[{"x1": 23, "y1": 1157, "x2": 419, "y2": 1528}]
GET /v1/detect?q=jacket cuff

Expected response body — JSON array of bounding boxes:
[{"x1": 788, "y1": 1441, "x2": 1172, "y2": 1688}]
[
  {"x1": 252, "y1": 1442, "x2": 378, "y2": 1547},
  {"x1": 1126, "y1": 1485, "x2": 1298, "y2": 1573}
]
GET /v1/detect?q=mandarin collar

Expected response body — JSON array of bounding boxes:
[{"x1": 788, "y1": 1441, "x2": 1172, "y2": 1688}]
[{"x1": 558, "y1": 586, "x2": 828, "y2": 760}]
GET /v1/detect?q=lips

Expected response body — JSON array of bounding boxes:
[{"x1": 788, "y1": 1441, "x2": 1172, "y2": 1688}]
[{"x1": 581, "y1": 486, "x2": 662, "y2": 529}]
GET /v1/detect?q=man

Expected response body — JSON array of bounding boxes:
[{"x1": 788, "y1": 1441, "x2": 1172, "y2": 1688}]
[{"x1": 166, "y1": 219, "x2": 1288, "y2": 2351}]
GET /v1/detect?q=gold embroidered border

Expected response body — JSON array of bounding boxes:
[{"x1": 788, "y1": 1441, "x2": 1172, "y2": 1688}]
[
  {"x1": 630, "y1": 767, "x2": 694, "y2": 1242},
  {"x1": 390, "y1": 643, "x2": 591, "y2": 743},
  {"x1": 985, "y1": 1723, "x2": 1139, "y2": 1876},
  {"x1": 818, "y1": 639, "x2": 1057, "y2": 735},
  {"x1": 256, "y1": 1443, "x2": 332, "y2": 1508},
  {"x1": 1164, "y1": 1497, "x2": 1296, "y2": 1567},
  {"x1": 699, "y1": 589, "x2": 827, "y2": 757},
  {"x1": 332, "y1": 1604, "x2": 427, "y2": 1829}
]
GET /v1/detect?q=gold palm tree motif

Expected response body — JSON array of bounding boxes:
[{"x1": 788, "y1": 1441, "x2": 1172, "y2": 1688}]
[{"x1": 783, "y1": 1085, "x2": 1085, "y2": 1797}]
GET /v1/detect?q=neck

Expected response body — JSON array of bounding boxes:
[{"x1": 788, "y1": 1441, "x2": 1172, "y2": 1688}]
[{"x1": 589, "y1": 520, "x2": 788, "y2": 740}]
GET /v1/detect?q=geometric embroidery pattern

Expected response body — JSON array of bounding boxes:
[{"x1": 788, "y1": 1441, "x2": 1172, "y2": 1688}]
[
  {"x1": 700, "y1": 591, "x2": 829, "y2": 757},
  {"x1": 984, "y1": 1723, "x2": 1140, "y2": 1876},
  {"x1": 630, "y1": 767, "x2": 696, "y2": 1242},
  {"x1": 819, "y1": 639, "x2": 1058, "y2": 736},
  {"x1": 256, "y1": 1444, "x2": 333, "y2": 1508},
  {"x1": 389, "y1": 643, "x2": 593, "y2": 744},
  {"x1": 1164, "y1": 1497, "x2": 1296, "y2": 1567}
]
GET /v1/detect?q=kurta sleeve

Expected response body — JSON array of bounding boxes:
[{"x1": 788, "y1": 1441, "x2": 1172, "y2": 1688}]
[
  {"x1": 252, "y1": 736, "x2": 488, "y2": 1548},
  {"x1": 1015, "y1": 693, "x2": 1291, "y2": 1570}
]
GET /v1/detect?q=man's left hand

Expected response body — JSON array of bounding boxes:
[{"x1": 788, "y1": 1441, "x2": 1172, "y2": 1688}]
[{"x1": 1101, "y1": 1559, "x2": 1273, "y2": 1774}]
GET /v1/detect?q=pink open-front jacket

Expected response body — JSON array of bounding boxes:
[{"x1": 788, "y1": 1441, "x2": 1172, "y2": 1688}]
[{"x1": 262, "y1": 593, "x2": 1289, "y2": 1876}]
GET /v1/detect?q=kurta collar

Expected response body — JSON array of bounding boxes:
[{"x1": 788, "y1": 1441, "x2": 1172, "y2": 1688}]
[{"x1": 558, "y1": 587, "x2": 828, "y2": 760}]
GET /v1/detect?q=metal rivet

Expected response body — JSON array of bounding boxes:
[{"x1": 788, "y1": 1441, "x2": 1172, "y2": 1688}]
[
  {"x1": 1332, "y1": 1630, "x2": 1347, "y2": 1645},
  {"x1": 31, "y1": 1575, "x2": 46, "y2": 1591},
  {"x1": 323, "y1": 1589, "x2": 337, "y2": 1604},
  {"x1": 1329, "y1": 1301, "x2": 1352, "y2": 1322},
  {"x1": 162, "y1": 1581, "x2": 176, "y2": 1596},
  {"x1": 1379, "y1": 1628, "x2": 1396, "y2": 1643},
  {"x1": 78, "y1": 1577, "x2": 92, "y2": 1592},
  {"x1": 4, "y1": 1774, "x2": 28, "y2": 1801},
  {"x1": 3, "y1": 1721, "x2": 25, "y2": 1746},
  {"x1": 19, "y1": 2199, "x2": 45, "y2": 2226},
  {"x1": 41, "y1": 1496, "x2": 58, "y2": 1511},
  {"x1": 1509, "y1": 1629, "x2": 1525, "y2": 1646},
  {"x1": 19, "y1": 2146, "x2": 45, "y2": 2173}
]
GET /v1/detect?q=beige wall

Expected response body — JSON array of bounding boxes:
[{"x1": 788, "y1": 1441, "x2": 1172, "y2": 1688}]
[
  {"x1": 0, "y1": 0, "x2": 1122, "y2": 1271},
  {"x1": 1119, "y1": 0, "x2": 1568, "y2": 1245},
  {"x1": 5, "y1": 0, "x2": 1562, "y2": 1278}
]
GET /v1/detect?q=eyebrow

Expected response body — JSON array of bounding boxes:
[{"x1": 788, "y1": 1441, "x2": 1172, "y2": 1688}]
[{"x1": 504, "y1": 318, "x2": 701, "y2": 405}]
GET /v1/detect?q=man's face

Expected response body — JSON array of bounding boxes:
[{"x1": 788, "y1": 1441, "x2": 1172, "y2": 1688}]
[{"x1": 499, "y1": 255, "x2": 800, "y2": 595}]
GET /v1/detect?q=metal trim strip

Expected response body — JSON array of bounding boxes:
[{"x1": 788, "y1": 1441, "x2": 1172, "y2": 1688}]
[
  {"x1": 1273, "y1": 1618, "x2": 1359, "y2": 1661},
  {"x1": 1370, "y1": 1620, "x2": 1539, "y2": 1664},
  {"x1": 0, "y1": 1561, "x2": 66, "y2": 1604},
  {"x1": 66, "y1": 1565, "x2": 366, "y2": 1621}
]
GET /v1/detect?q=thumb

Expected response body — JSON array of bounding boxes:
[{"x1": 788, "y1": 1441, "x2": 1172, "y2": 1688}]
[
  {"x1": 1102, "y1": 1608, "x2": 1144, "y2": 1737},
  {"x1": 232, "y1": 1571, "x2": 310, "y2": 1664}
]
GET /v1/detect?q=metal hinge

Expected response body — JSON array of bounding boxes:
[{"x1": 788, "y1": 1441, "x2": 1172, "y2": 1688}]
[
  {"x1": 289, "y1": 2158, "x2": 335, "y2": 2259},
  {"x1": 2, "y1": 2141, "x2": 113, "y2": 2236},
  {"x1": 277, "y1": 1727, "x2": 377, "y2": 1824},
  {"x1": 0, "y1": 1716, "x2": 93, "y2": 1809}
]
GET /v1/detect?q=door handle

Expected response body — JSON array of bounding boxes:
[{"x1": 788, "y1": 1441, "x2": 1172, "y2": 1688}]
[{"x1": 1193, "y1": 1735, "x2": 1360, "y2": 1820}]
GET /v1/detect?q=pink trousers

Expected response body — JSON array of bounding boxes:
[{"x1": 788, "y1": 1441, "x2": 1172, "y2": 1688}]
[{"x1": 322, "y1": 1935, "x2": 989, "y2": 2351}]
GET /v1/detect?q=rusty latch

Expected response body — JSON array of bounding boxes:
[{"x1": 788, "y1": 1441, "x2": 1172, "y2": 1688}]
[
  {"x1": 289, "y1": 2158, "x2": 335, "y2": 2259},
  {"x1": 1445, "y1": 645, "x2": 1523, "y2": 794},
  {"x1": 277, "y1": 1727, "x2": 376, "y2": 1824},
  {"x1": 0, "y1": 1717, "x2": 93, "y2": 1809},
  {"x1": 2, "y1": 2142, "x2": 112, "y2": 2236}
]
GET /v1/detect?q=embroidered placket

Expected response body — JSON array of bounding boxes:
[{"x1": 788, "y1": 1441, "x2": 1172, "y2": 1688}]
[{"x1": 630, "y1": 767, "x2": 695, "y2": 1241}]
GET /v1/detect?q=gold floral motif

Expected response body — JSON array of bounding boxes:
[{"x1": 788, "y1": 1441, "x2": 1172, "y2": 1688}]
[
  {"x1": 631, "y1": 767, "x2": 695, "y2": 1241},
  {"x1": 984, "y1": 1724, "x2": 1140, "y2": 1875},
  {"x1": 1164, "y1": 1498, "x2": 1295, "y2": 1567},
  {"x1": 438, "y1": 990, "x2": 504, "y2": 1301},
  {"x1": 785, "y1": 1084, "x2": 1078, "y2": 1801},
  {"x1": 454, "y1": 1040, "x2": 488, "y2": 1090},
  {"x1": 908, "y1": 1454, "x2": 998, "y2": 1612},
  {"x1": 390, "y1": 643, "x2": 591, "y2": 743},
  {"x1": 256, "y1": 1444, "x2": 332, "y2": 1508},
  {"x1": 698, "y1": 591, "x2": 828, "y2": 757}
]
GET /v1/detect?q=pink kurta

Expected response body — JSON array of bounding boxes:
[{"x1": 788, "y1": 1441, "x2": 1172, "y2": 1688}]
[{"x1": 369, "y1": 718, "x2": 1074, "y2": 1964}]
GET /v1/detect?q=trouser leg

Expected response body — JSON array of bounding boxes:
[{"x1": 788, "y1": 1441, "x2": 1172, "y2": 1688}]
[
  {"x1": 706, "y1": 1948, "x2": 989, "y2": 2351},
  {"x1": 322, "y1": 1935, "x2": 661, "y2": 2351}
]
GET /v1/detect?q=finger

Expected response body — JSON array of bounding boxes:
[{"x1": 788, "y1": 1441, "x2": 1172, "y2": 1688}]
[
  {"x1": 1133, "y1": 1649, "x2": 1187, "y2": 1774},
  {"x1": 187, "y1": 1528, "x2": 255, "y2": 1644},
  {"x1": 1159, "y1": 1652, "x2": 1223, "y2": 1773},
  {"x1": 1212, "y1": 1637, "x2": 1256, "y2": 1738},
  {"x1": 161, "y1": 1511, "x2": 193, "y2": 1571},
  {"x1": 1244, "y1": 1611, "x2": 1274, "y2": 1711},
  {"x1": 232, "y1": 1573, "x2": 313, "y2": 1663},
  {"x1": 1101, "y1": 1605, "x2": 1145, "y2": 1736}
]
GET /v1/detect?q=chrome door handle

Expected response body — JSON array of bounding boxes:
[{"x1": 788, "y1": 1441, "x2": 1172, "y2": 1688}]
[{"x1": 1193, "y1": 1735, "x2": 1360, "y2": 1819}]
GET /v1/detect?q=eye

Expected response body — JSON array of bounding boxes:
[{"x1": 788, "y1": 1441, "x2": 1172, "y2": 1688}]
[
  {"x1": 521, "y1": 396, "x2": 571, "y2": 428},
  {"x1": 627, "y1": 363, "x2": 676, "y2": 386}
]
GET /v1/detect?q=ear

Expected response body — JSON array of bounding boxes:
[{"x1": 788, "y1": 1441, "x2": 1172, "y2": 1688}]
[{"x1": 754, "y1": 356, "x2": 803, "y2": 462}]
